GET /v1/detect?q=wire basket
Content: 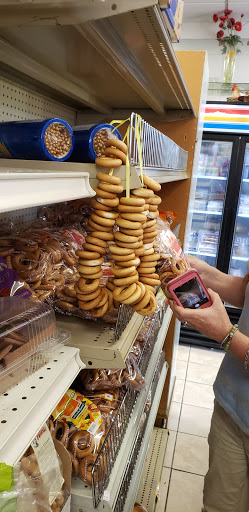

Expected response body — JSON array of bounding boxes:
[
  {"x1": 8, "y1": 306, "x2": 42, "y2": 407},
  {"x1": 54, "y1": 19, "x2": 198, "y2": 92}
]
[
  {"x1": 113, "y1": 352, "x2": 166, "y2": 512},
  {"x1": 91, "y1": 301, "x2": 167, "y2": 507},
  {"x1": 129, "y1": 112, "x2": 188, "y2": 170},
  {"x1": 113, "y1": 304, "x2": 135, "y2": 344}
]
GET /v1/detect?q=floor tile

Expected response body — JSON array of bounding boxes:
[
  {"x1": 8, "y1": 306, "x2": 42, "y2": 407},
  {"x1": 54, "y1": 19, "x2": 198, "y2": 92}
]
[
  {"x1": 189, "y1": 346, "x2": 224, "y2": 368},
  {"x1": 175, "y1": 359, "x2": 187, "y2": 380},
  {"x1": 167, "y1": 401, "x2": 181, "y2": 431},
  {"x1": 164, "y1": 430, "x2": 177, "y2": 468},
  {"x1": 172, "y1": 379, "x2": 185, "y2": 403},
  {"x1": 177, "y1": 343, "x2": 190, "y2": 362},
  {"x1": 187, "y1": 362, "x2": 218, "y2": 386},
  {"x1": 156, "y1": 467, "x2": 171, "y2": 512},
  {"x1": 166, "y1": 470, "x2": 204, "y2": 512},
  {"x1": 173, "y1": 432, "x2": 209, "y2": 476},
  {"x1": 183, "y1": 381, "x2": 214, "y2": 409},
  {"x1": 179, "y1": 404, "x2": 213, "y2": 438}
]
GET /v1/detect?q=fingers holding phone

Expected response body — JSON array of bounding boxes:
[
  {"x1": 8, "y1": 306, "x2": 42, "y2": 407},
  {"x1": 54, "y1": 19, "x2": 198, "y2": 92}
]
[
  {"x1": 167, "y1": 269, "x2": 212, "y2": 310},
  {"x1": 169, "y1": 288, "x2": 232, "y2": 343}
]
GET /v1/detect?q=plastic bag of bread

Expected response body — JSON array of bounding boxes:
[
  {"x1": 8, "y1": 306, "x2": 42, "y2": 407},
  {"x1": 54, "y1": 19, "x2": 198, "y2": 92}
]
[
  {"x1": 37, "y1": 200, "x2": 91, "y2": 230},
  {"x1": 133, "y1": 503, "x2": 148, "y2": 512},
  {"x1": 0, "y1": 226, "x2": 82, "y2": 309},
  {"x1": 49, "y1": 388, "x2": 107, "y2": 485},
  {"x1": 12, "y1": 428, "x2": 70, "y2": 512},
  {"x1": 154, "y1": 218, "x2": 190, "y2": 296},
  {"x1": 124, "y1": 352, "x2": 145, "y2": 390},
  {"x1": 80, "y1": 369, "x2": 124, "y2": 391}
]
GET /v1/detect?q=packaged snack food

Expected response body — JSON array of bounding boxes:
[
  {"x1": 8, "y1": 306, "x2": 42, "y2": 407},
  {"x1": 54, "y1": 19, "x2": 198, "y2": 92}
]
[
  {"x1": 0, "y1": 119, "x2": 74, "y2": 161},
  {"x1": 71, "y1": 124, "x2": 121, "y2": 162},
  {"x1": 155, "y1": 218, "x2": 190, "y2": 297},
  {"x1": 49, "y1": 388, "x2": 109, "y2": 486}
]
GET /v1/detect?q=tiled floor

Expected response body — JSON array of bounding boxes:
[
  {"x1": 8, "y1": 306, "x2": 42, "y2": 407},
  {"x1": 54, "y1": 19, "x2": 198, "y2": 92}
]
[{"x1": 157, "y1": 343, "x2": 224, "y2": 512}]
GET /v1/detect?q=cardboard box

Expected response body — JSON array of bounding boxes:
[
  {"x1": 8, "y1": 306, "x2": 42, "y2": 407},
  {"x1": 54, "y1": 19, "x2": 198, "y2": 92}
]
[{"x1": 160, "y1": 0, "x2": 184, "y2": 42}]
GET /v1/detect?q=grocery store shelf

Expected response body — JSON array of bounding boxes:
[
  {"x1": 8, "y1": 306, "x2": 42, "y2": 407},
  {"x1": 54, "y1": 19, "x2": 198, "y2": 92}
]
[
  {"x1": 122, "y1": 365, "x2": 168, "y2": 512},
  {"x1": 136, "y1": 168, "x2": 189, "y2": 184},
  {"x1": 238, "y1": 214, "x2": 249, "y2": 218},
  {"x1": 0, "y1": 1, "x2": 157, "y2": 26},
  {"x1": 188, "y1": 250, "x2": 216, "y2": 257},
  {"x1": 191, "y1": 210, "x2": 222, "y2": 215},
  {"x1": 0, "y1": 160, "x2": 94, "y2": 213},
  {"x1": 89, "y1": 165, "x2": 189, "y2": 190},
  {"x1": 136, "y1": 428, "x2": 169, "y2": 512},
  {"x1": 0, "y1": 6, "x2": 195, "y2": 120},
  {"x1": 70, "y1": 308, "x2": 171, "y2": 512},
  {"x1": 0, "y1": 346, "x2": 84, "y2": 465},
  {"x1": 57, "y1": 311, "x2": 145, "y2": 369},
  {"x1": 195, "y1": 175, "x2": 226, "y2": 181}
]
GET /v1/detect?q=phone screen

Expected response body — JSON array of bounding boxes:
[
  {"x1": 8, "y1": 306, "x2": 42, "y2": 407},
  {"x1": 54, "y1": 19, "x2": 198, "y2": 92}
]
[{"x1": 174, "y1": 276, "x2": 209, "y2": 309}]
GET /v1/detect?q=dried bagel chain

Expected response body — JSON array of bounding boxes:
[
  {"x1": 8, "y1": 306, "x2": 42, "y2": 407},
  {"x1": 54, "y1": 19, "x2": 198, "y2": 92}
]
[{"x1": 75, "y1": 137, "x2": 163, "y2": 317}]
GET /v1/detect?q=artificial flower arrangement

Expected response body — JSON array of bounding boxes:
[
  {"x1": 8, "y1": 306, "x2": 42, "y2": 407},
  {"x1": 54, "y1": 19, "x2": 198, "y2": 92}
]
[{"x1": 213, "y1": 9, "x2": 244, "y2": 54}]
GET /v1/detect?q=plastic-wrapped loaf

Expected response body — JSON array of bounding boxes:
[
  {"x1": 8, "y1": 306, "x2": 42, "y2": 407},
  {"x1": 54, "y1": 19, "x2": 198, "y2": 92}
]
[
  {"x1": 71, "y1": 123, "x2": 121, "y2": 162},
  {"x1": 0, "y1": 118, "x2": 74, "y2": 161}
]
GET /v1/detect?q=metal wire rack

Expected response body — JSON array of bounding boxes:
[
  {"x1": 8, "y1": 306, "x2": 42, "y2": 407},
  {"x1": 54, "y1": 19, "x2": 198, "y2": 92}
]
[
  {"x1": 91, "y1": 301, "x2": 167, "y2": 507},
  {"x1": 129, "y1": 112, "x2": 188, "y2": 170},
  {"x1": 113, "y1": 352, "x2": 166, "y2": 512},
  {"x1": 113, "y1": 304, "x2": 135, "y2": 344}
]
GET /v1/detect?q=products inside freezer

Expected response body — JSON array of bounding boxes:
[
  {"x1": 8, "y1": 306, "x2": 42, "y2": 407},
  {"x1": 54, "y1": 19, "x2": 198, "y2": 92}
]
[{"x1": 206, "y1": 200, "x2": 223, "y2": 212}]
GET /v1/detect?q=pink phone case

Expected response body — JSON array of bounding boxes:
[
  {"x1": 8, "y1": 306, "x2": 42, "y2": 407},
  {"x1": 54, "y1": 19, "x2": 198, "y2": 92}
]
[{"x1": 167, "y1": 269, "x2": 212, "y2": 309}]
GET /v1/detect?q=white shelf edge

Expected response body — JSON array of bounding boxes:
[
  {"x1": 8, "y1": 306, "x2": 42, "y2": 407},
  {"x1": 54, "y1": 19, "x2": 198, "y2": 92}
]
[
  {"x1": 191, "y1": 210, "x2": 223, "y2": 215},
  {"x1": 194, "y1": 175, "x2": 226, "y2": 181},
  {"x1": 123, "y1": 363, "x2": 168, "y2": 512},
  {"x1": 0, "y1": 346, "x2": 84, "y2": 465},
  {"x1": 0, "y1": 161, "x2": 95, "y2": 212},
  {"x1": 71, "y1": 306, "x2": 172, "y2": 512},
  {"x1": 232, "y1": 256, "x2": 249, "y2": 261},
  {"x1": 57, "y1": 311, "x2": 144, "y2": 369},
  {"x1": 188, "y1": 250, "x2": 217, "y2": 257},
  {"x1": 238, "y1": 214, "x2": 249, "y2": 218}
]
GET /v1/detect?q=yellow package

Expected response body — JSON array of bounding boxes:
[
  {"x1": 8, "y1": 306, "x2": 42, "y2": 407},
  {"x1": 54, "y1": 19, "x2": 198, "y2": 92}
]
[{"x1": 52, "y1": 389, "x2": 102, "y2": 434}]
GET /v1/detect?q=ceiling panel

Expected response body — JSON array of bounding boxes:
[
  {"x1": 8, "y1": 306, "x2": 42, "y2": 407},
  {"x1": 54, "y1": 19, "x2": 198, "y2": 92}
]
[{"x1": 183, "y1": 2, "x2": 224, "y2": 21}]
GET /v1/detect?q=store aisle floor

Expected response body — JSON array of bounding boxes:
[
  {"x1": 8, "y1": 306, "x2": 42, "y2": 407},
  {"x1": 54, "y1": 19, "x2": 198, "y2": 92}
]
[{"x1": 157, "y1": 343, "x2": 224, "y2": 512}]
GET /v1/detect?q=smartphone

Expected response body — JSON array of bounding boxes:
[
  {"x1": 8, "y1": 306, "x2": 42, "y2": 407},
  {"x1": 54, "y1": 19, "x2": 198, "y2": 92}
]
[{"x1": 167, "y1": 269, "x2": 212, "y2": 309}]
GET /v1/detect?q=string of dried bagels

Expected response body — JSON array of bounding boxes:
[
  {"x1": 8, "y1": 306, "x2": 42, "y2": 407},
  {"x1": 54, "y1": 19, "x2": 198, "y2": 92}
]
[{"x1": 75, "y1": 138, "x2": 162, "y2": 317}]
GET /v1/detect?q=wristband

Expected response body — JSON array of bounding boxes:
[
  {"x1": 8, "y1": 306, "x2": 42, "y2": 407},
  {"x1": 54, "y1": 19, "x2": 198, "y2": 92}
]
[{"x1": 220, "y1": 324, "x2": 238, "y2": 352}]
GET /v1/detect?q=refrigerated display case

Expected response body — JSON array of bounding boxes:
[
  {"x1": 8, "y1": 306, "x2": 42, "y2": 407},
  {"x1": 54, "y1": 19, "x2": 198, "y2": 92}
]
[{"x1": 181, "y1": 132, "x2": 249, "y2": 348}]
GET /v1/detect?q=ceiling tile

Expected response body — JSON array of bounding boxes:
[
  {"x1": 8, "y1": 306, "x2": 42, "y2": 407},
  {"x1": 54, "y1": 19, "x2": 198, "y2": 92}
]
[{"x1": 183, "y1": 3, "x2": 224, "y2": 21}]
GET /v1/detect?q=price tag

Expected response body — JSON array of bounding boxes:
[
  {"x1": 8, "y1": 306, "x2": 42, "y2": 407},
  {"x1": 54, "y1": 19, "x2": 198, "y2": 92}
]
[{"x1": 103, "y1": 491, "x2": 110, "y2": 502}]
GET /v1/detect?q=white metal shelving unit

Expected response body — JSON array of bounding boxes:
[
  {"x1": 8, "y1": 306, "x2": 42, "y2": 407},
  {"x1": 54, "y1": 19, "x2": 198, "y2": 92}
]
[
  {"x1": 0, "y1": 3, "x2": 192, "y2": 506},
  {"x1": 0, "y1": 346, "x2": 84, "y2": 465},
  {"x1": 136, "y1": 427, "x2": 169, "y2": 512},
  {"x1": 71, "y1": 307, "x2": 172, "y2": 512},
  {"x1": 57, "y1": 311, "x2": 144, "y2": 369}
]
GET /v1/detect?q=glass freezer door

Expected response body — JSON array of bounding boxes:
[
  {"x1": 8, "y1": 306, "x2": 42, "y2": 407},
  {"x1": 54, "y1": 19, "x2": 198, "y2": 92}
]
[
  {"x1": 187, "y1": 139, "x2": 233, "y2": 266},
  {"x1": 229, "y1": 143, "x2": 249, "y2": 277}
]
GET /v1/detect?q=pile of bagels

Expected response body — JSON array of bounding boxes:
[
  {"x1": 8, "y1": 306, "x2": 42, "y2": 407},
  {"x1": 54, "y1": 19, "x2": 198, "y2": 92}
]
[{"x1": 75, "y1": 138, "x2": 163, "y2": 317}]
